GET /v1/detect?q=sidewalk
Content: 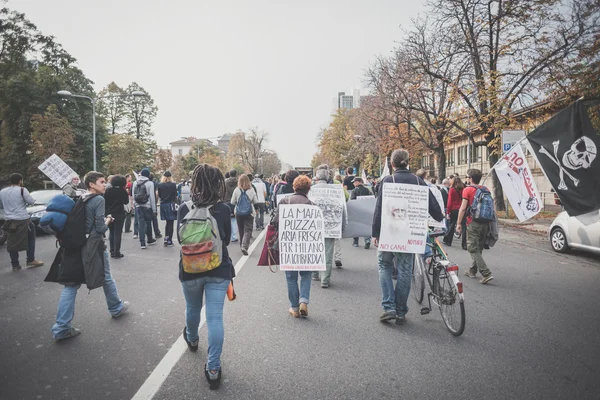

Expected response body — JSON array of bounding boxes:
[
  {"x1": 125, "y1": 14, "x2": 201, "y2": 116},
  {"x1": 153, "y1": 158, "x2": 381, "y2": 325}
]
[{"x1": 498, "y1": 217, "x2": 553, "y2": 235}]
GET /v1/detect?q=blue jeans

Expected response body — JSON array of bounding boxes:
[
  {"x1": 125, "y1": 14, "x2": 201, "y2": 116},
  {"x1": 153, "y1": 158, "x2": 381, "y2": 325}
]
[
  {"x1": 9, "y1": 221, "x2": 36, "y2": 266},
  {"x1": 377, "y1": 251, "x2": 415, "y2": 317},
  {"x1": 285, "y1": 271, "x2": 312, "y2": 310},
  {"x1": 137, "y1": 207, "x2": 154, "y2": 246},
  {"x1": 133, "y1": 207, "x2": 139, "y2": 235},
  {"x1": 52, "y1": 251, "x2": 124, "y2": 338},
  {"x1": 230, "y1": 217, "x2": 238, "y2": 242},
  {"x1": 181, "y1": 277, "x2": 230, "y2": 371}
]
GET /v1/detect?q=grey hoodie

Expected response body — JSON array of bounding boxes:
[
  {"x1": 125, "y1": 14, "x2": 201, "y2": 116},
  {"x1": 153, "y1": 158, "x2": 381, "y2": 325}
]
[{"x1": 132, "y1": 176, "x2": 156, "y2": 212}]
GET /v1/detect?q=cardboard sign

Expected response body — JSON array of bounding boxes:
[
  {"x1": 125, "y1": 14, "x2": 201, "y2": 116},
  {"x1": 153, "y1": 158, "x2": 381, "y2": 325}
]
[
  {"x1": 379, "y1": 183, "x2": 429, "y2": 254},
  {"x1": 278, "y1": 204, "x2": 326, "y2": 271},
  {"x1": 308, "y1": 185, "x2": 345, "y2": 239},
  {"x1": 38, "y1": 154, "x2": 78, "y2": 189}
]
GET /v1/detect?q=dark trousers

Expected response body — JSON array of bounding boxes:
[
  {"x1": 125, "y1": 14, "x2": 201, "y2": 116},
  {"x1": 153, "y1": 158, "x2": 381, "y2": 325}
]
[
  {"x1": 152, "y1": 213, "x2": 161, "y2": 236},
  {"x1": 443, "y1": 210, "x2": 459, "y2": 245},
  {"x1": 255, "y1": 203, "x2": 266, "y2": 229},
  {"x1": 9, "y1": 221, "x2": 36, "y2": 266},
  {"x1": 133, "y1": 207, "x2": 139, "y2": 235},
  {"x1": 236, "y1": 215, "x2": 254, "y2": 251},
  {"x1": 109, "y1": 215, "x2": 125, "y2": 255},
  {"x1": 124, "y1": 210, "x2": 132, "y2": 232},
  {"x1": 461, "y1": 216, "x2": 468, "y2": 249},
  {"x1": 165, "y1": 220, "x2": 174, "y2": 241},
  {"x1": 138, "y1": 207, "x2": 154, "y2": 246}
]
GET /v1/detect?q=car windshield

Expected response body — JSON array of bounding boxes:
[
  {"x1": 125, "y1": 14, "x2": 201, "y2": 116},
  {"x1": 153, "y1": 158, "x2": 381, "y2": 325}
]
[{"x1": 30, "y1": 191, "x2": 61, "y2": 205}]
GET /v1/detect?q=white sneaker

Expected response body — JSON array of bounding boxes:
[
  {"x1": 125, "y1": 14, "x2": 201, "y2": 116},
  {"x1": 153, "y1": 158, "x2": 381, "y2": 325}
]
[{"x1": 141, "y1": 245, "x2": 147, "y2": 249}]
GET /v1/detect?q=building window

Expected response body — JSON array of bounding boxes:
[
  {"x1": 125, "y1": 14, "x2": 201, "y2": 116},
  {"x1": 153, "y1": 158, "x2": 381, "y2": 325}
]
[
  {"x1": 458, "y1": 146, "x2": 467, "y2": 165},
  {"x1": 178, "y1": 149, "x2": 183, "y2": 156},
  {"x1": 445, "y1": 149, "x2": 455, "y2": 166}
]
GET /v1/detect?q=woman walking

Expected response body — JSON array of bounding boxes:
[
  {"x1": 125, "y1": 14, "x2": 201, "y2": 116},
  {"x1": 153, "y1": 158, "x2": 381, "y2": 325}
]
[
  {"x1": 230, "y1": 174, "x2": 258, "y2": 255},
  {"x1": 274, "y1": 175, "x2": 314, "y2": 318},
  {"x1": 177, "y1": 164, "x2": 233, "y2": 390},
  {"x1": 443, "y1": 176, "x2": 465, "y2": 247},
  {"x1": 158, "y1": 171, "x2": 178, "y2": 247},
  {"x1": 104, "y1": 175, "x2": 129, "y2": 258}
]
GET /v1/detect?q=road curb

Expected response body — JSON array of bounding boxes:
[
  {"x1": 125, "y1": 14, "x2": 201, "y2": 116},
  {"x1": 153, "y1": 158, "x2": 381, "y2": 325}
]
[{"x1": 498, "y1": 219, "x2": 548, "y2": 236}]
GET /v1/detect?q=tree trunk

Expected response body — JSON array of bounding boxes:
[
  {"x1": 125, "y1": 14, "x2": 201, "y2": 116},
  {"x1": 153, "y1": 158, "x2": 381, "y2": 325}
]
[
  {"x1": 488, "y1": 154, "x2": 506, "y2": 211},
  {"x1": 435, "y1": 146, "x2": 446, "y2": 181}
]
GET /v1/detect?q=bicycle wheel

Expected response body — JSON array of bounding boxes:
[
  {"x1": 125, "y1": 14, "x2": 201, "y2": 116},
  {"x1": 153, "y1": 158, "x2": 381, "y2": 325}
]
[
  {"x1": 435, "y1": 268, "x2": 465, "y2": 336},
  {"x1": 412, "y1": 255, "x2": 425, "y2": 304}
]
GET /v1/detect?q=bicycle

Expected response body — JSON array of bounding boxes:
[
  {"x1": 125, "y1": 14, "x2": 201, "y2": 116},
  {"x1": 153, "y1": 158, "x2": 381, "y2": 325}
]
[{"x1": 412, "y1": 230, "x2": 465, "y2": 336}]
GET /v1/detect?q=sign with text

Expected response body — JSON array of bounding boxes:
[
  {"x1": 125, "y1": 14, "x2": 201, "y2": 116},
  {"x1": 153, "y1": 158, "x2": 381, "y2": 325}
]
[
  {"x1": 496, "y1": 144, "x2": 542, "y2": 222},
  {"x1": 279, "y1": 204, "x2": 326, "y2": 271},
  {"x1": 308, "y1": 185, "x2": 345, "y2": 239},
  {"x1": 38, "y1": 154, "x2": 78, "y2": 189},
  {"x1": 502, "y1": 130, "x2": 526, "y2": 152},
  {"x1": 379, "y1": 183, "x2": 429, "y2": 254}
]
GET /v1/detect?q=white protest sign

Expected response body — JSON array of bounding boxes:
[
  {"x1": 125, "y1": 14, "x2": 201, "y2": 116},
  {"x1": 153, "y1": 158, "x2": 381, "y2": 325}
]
[
  {"x1": 496, "y1": 144, "x2": 542, "y2": 222},
  {"x1": 278, "y1": 204, "x2": 326, "y2": 271},
  {"x1": 357, "y1": 195, "x2": 375, "y2": 200},
  {"x1": 379, "y1": 183, "x2": 429, "y2": 254},
  {"x1": 38, "y1": 154, "x2": 78, "y2": 189},
  {"x1": 308, "y1": 185, "x2": 345, "y2": 239}
]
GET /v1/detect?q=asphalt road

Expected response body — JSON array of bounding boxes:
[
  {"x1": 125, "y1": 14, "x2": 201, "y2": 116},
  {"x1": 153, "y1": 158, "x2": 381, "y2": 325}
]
[{"x1": 0, "y1": 223, "x2": 599, "y2": 400}]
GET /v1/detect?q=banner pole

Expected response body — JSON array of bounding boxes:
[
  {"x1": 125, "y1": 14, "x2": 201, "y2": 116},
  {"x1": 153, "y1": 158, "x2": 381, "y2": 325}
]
[{"x1": 481, "y1": 136, "x2": 529, "y2": 186}]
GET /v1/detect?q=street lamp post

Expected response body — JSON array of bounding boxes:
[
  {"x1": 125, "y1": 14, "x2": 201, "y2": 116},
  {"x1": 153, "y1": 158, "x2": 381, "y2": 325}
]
[{"x1": 58, "y1": 90, "x2": 146, "y2": 171}]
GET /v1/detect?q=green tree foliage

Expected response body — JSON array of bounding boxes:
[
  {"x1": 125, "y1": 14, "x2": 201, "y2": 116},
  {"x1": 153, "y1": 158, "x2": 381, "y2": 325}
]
[
  {"x1": 97, "y1": 82, "x2": 127, "y2": 134},
  {"x1": 0, "y1": 7, "x2": 99, "y2": 182},
  {"x1": 28, "y1": 104, "x2": 75, "y2": 183},
  {"x1": 101, "y1": 134, "x2": 149, "y2": 175},
  {"x1": 123, "y1": 82, "x2": 157, "y2": 141}
]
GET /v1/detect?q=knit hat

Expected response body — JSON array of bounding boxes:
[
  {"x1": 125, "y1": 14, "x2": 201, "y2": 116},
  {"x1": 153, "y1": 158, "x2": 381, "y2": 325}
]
[
  {"x1": 141, "y1": 168, "x2": 150, "y2": 177},
  {"x1": 163, "y1": 171, "x2": 172, "y2": 177}
]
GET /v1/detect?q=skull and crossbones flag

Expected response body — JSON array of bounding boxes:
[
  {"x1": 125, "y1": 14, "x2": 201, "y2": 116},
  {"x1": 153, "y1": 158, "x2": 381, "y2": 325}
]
[{"x1": 526, "y1": 99, "x2": 600, "y2": 216}]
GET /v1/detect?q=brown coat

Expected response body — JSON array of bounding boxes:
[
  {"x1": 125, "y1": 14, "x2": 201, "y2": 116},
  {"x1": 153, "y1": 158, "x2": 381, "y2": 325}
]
[{"x1": 6, "y1": 219, "x2": 30, "y2": 252}]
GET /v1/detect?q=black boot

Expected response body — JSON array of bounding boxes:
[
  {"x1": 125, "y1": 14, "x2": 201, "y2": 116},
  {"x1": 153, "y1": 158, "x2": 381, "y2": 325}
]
[{"x1": 204, "y1": 364, "x2": 222, "y2": 390}]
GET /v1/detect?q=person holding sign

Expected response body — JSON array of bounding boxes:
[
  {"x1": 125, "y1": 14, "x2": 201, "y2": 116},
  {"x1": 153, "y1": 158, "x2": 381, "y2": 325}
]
[
  {"x1": 274, "y1": 175, "x2": 316, "y2": 318},
  {"x1": 310, "y1": 167, "x2": 347, "y2": 288},
  {"x1": 372, "y1": 149, "x2": 444, "y2": 324}
]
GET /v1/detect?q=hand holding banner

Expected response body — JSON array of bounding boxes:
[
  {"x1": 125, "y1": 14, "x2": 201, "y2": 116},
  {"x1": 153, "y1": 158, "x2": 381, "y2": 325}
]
[{"x1": 278, "y1": 204, "x2": 326, "y2": 271}]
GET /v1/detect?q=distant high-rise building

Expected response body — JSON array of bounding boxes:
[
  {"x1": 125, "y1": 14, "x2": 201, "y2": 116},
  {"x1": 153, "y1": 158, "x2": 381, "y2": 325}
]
[{"x1": 336, "y1": 89, "x2": 362, "y2": 110}]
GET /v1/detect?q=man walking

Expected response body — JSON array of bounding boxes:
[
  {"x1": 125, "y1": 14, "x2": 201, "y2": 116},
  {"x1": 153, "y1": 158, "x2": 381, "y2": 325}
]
[
  {"x1": 342, "y1": 167, "x2": 355, "y2": 191},
  {"x1": 312, "y1": 167, "x2": 346, "y2": 288},
  {"x1": 350, "y1": 177, "x2": 373, "y2": 249},
  {"x1": 372, "y1": 149, "x2": 444, "y2": 324},
  {"x1": 0, "y1": 173, "x2": 44, "y2": 271},
  {"x1": 456, "y1": 169, "x2": 494, "y2": 284},
  {"x1": 224, "y1": 169, "x2": 239, "y2": 242},
  {"x1": 49, "y1": 171, "x2": 129, "y2": 342},
  {"x1": 132, "y1": 168, "x2": 157, "y2": 249},
  {"x1": 251, "y1": 175, "x2": 267, "y2": 230},
  {"x1": 148, "y1": 173, "x2": 162, "y2": 239}
]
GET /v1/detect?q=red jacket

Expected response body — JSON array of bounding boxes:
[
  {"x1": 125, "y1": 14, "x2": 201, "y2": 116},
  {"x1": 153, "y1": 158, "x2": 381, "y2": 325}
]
[{"x1": 447, "y1": 187, "x2": 463, "y2": 213}]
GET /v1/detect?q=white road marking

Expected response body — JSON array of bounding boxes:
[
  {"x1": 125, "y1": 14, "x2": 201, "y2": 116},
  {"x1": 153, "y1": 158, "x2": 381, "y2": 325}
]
[{"x1": 131, "y1": 229, "x2": 267, "y2": 400}]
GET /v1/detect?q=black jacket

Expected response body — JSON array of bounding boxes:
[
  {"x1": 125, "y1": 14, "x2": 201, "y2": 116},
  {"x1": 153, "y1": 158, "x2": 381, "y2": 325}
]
[
  {"x1": 351, "y1": 184, "x2": 372, "y2": 199},
  {"x1": 372, "y1": 168, "x2": 444, "y2": 238},
  {"x1": 104, "y1": 186, "x2": 129, "y2": 217}
]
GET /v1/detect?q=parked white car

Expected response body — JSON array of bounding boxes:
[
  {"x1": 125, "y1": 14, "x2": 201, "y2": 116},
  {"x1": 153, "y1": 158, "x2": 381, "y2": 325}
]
[{"x1": 549, "y1": 210, "x2": 600, "y2": 255}]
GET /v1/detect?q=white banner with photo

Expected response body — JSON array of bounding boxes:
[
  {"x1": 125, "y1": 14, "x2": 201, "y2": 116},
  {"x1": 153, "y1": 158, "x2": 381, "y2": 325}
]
[
  {"x1": 278, "y1": 204, "x2": 326, "y2": 271},
  {"x1": 308, "y1": 185, "x2": 346, "y2": 239},
  {"x1": 38, "y1": 154, "x2": 78, "y2": 189},
  {"x1": 379, "y1": 183, "x2": 429, "y2": 254},
  {"x1": 496, "y1": 144, "x2": 542, "y2": 222}
]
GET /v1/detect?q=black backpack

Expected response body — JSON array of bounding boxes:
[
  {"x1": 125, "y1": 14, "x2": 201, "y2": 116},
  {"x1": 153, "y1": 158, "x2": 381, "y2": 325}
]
[
  {"x1": 59, "y1": 194, "x2": 98, "y2": 249},
  {"x1": 134, "y1": 182, "x2": 149, "y2": 204}
]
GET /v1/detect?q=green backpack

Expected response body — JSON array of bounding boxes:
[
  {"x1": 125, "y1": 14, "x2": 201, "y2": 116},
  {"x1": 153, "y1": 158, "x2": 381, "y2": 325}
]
[{"x1": 178, "y1": 203, "x2": 223, "y2": 274}]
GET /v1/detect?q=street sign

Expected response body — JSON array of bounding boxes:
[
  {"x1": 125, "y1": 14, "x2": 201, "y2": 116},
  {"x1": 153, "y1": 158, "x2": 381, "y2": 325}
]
[{"x1": 501, "y1": 130, "x2": 526, "y2": 154}]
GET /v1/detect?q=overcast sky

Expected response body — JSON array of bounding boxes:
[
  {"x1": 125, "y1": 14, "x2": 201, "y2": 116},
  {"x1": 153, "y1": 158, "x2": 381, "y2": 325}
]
[{"x1": 13, "y1": 0, "x2": 425, "y2": 167}]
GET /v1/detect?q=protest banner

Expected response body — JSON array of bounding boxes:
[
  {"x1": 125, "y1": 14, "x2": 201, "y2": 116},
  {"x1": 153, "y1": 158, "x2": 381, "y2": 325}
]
[
  {"x1": 308, "y1": 185, "x2": 345, "y2": 238},
  {"x1": 38, "y1": 154, "x2": 78, "y2": 189},
  {"x1": 379, "y1": 183, "x2": 429, "y2": 254},
  {"x1": 343, "y1": 197, "x2": 376, "y2": 238},
  {"x1": 496, "y1": 144, "x2": 542, "y2": 222},
  {"x1": 278, "y1": 204, "x2": 326, "y2": 271}
]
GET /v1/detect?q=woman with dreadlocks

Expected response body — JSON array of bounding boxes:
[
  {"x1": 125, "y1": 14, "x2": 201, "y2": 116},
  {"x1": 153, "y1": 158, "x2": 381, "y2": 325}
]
[{"x1": 176, "y1": 164, "x2": 232, "y2": 390}]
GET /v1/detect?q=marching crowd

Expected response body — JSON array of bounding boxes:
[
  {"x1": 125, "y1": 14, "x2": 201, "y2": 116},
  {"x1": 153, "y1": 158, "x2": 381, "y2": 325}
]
[{"x1": 0, "y1": 146, "x2": 497, "y2": 391}]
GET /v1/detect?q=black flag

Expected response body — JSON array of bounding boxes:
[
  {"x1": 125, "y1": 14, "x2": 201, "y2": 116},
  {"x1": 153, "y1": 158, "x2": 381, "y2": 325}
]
[{"x1": 526, "y1": 99, "x2": 600, "y2": 216}]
